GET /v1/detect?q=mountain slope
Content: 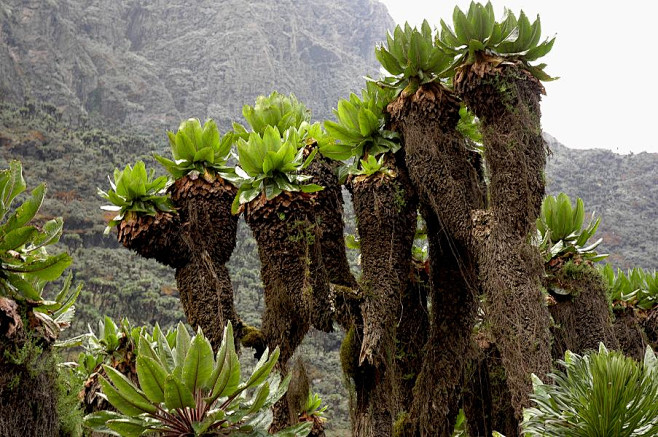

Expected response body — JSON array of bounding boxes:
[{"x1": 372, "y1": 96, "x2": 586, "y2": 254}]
[{"x1": 0, "y1": 0, "x2": 392, "y2": 130}]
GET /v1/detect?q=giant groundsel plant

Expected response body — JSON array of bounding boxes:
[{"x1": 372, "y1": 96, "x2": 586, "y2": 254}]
[
  {"x1": 98, "y1": 161, "x2": 174, "y2": 233},
  {"x1": 437, "y1": 1, "x2": 556, "y2": 80},
  {"x1": 232, "y1": 126, "x2": 322, "y2": 214}
]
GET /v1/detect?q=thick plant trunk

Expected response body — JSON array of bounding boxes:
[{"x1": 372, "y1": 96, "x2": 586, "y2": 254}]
[
  {"x1": 0, "y1": 305, "x2": 59, "y2": 437},
  {"x1": 463, "y1": 340, "x2": 519, "y2": 437},
  {"x1": 458, "y1": 64, "x2": 552, "y2": 417},
  {"x1": 245, "y1": 193, "x2": 315, "y2": 365},
  {"x1": 613, "y1": 307, "x2": 648, "y2": 361},
  {"x1": 171, "y1": 174, "x2": 243, "y2": 349},
  {"x1": 394, "y1": 263, "x2": 429, "y2": 419},
  {"x1": 407, "y1": 211, "x2": 478, "y2": 437},
  {"x1": 388, "y1": 85, "x2": 483, "y2": 435},
  {"x1": 175, "y1": 253, "x2": 241, "y2": 350},
  {"x1": 643, "y1": 307, "x2": 658, "y2": 349},
  {"x1": 306, "y1": 151, "x2": 358, "y2": 289},
  {"x1": 116, "y1": 211, "x2": 188, "y2": 268},
  {"x1": 245, "y1": 192, "x2": 319, "y2": 431},
  {"x1": 350, "y1": 155, "x2": 417, "y2": 437},
  {"x1": 546, "y1": 261, "x2": 618, "y2": 358}
]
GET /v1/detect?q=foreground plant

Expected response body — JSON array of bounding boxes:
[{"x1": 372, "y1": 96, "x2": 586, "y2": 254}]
[
  {"x1": 0, "y1": 160, "x2": 80, "y2": 436},
  {"x1": 523, "y1": 344, "x2": 658, "y2": 436},
  {"x1": 85, "y1": 322, "x2": 311, "y2": 436},
  {"x1": 0, "y1": 160, "x2": 78, "y2": 340}
]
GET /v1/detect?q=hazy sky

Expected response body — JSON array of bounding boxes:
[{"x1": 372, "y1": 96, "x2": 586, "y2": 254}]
[{"x1": 378, "y1": 0, "x2": 658, "y2": 154}]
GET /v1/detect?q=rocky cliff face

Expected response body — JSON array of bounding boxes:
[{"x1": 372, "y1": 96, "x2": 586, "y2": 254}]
[{"x1": 0, "y1": 0, "x2": 393, "y2": 130}]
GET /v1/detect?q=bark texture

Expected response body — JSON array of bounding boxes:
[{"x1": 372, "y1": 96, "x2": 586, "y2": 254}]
[
  {"x1": 408, "y1": 211, "x2": 478, "y2": 437},
  {"x1": 457, "y1": 63, "x2": 553, "y2": 417},
  {"x1": 613, "y1": 307, "x2": 648, "y2": 361},
  {"x1": 116, "y1": 211, "x2": 188, "y2": 268},
  {"x1": 546, "y1": 261, "x2": 618, "y2": 358},
  {"x1": 350, "y1": 155, "x2": 417, "y2": 437},
  {"x1": 388, "y1": 84, "x2": 483, "y2": 435}
]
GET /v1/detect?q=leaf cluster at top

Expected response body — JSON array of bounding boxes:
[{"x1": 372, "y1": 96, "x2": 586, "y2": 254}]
[
  {"x1": 536, "y1": 193, "x2": 607, "y2": 264},
  {"x1": 437, "y1": 1, "x2": 556, "y2": 80},
  {"x1": 374, "y1": 1, "x2": 556, "y2": 94},
  {"x1": 98, "y1": 161, "x2": 174, "y2": 232},
  {"x1": 601, "y1": 264, "x2": 658, "y2": 310},
  {"x1": 375, "y1": 20, "x2": 454, "y2": 96},
  {"x1": 322, "y1": 82, "x2": 400, "y2": 178},
  {"x1": 232, "y1": 126, "x2": 322, "y2": 213},
  {"x1": 234, "y1": 91, "x2": 311, "y2": 138},
  {"x1": 155, "y1": 118, "x2": 238, "y2": 181}
]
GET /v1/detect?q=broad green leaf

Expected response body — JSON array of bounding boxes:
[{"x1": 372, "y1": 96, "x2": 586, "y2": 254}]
[
  {"x1": 243, "y1": 347, "x2": 280, "y2": 390},
  {"x1": 183, "y1": 331, "x2": 215, "y2": 393},
  {"x1": 175, "y1": 322, "x2": 191, "y2": 367},
  {"x1": 136, "y1": 356, "x2": 167, "y2": 404},
  {"x1": 106, "y1": 419, "x2": 148, "y2": 437},
  {"x1": 2, "y1": 183, "x2": 45, "y2": 232},
  {"x1": 18, "y1": 252, "x2": 72, "y2": 281},
  {"x1": 103, "y1": 365, "x2": 157, "y2": 414},
  {"x1": 164, "y1": 374, "x2": 196, "y2": 410},
  {"x1": 0, "y1": 226, "x2": 37, "y2": 251}
]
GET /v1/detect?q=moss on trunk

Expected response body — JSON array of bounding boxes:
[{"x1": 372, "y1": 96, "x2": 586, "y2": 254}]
[
  {"x1": 349, "y1": 155, "x2": 417, "y2": 437},
  {"x1": 546, "y1": 260, "x2": 618, "y2": 358},
  {"x1": 463, "y1": 339, "x2": 519, "y2": 437},
  {"x1": 457, "y1": 63, "x2": 553, "y2": 417},
  {"x1": 1, "y1": 314, "x2": 59, "y2": 437},
  {"x1": 407, "y1": 210, "x2": 478, "y2": 437},
  {"x1": 613, "y1": 307, "x2": 648, "y2": 361}
]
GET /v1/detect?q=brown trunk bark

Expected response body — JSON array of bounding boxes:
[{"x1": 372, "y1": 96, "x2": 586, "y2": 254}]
[
  {"x1": 643, "y1": 307, "x2": 658, "y2": 349},
  {"x1": 169, "y1": 173, "x2": 244, "y2": 350},
  {"x1": 245, "y1": 192, "x2": 319, "y2": 431},
  {"x1": 349, "y1": 154, "x2": 417, "y2": 437},
  {"x1": 1, "y1": 311, "x2": 59, "y2": 437},
  {"x1": 463, "y1": 340, "x2": 519, "y2": 437},
  {"x1": 613, "y1": 307, "x2": 648, "y2": 361},
  {"x1": 394, "y1": 263, "x2": 429, "y2": 418},
  {"x1": 546, "y1": 261, "x2": 618, "y2": 358},
  {"x1": 388, "y1": 85, "x2": 483, "y2": 435},
  {"x1": 306, "y1": 152, "x2": 358, "y2": 289},
  {"x1": 116, "y1": 211, "x2": 188, "y2": 268},
  {"x1": 245, "y1": 193, "x2": 315, "y2": 365},
  {"x1": 458, "y1": 64, "x2": 552, "y2": 417}
]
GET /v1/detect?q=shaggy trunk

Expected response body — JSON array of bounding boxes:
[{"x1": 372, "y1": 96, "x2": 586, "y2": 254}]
[
  {"x1": 613, "y1": 307, "x2": 648, "y2": 361},
  {"x1": 457, "y1": 63, "x2": 552, "y2": 416},
  {"x1": 350, "y1": 155, "x2": 417, "y2": 437},
  {"x1": 463, "y1": 340, "x2": 519, "y2": 437},
  {"x1": 546, "y1": 261, "x2": 618, "y2": 358},
  {"x1": 116, "y1": 211, "x2": 188, "y2": 268},
  {"x1": 407, "y1": 211, "x2": 478, "y2": 437},
  {"x1": 643, "y1": 307, "x2": 658, "y2": 349},
  {"x1": 0, "y1": 301, "x2": 59, "y2": 437},
  {"x1": 169, "y1": 173, "x2": 243, "y2": 349},
  {"x1": 393, "y1": 263, "x2": 429, "y2": 420},
  {"x1": 388, "y1": 84, "x2": 484, "y2": 435},
  {"x1": 306, "y1": 151, "x2": 358, "y2": 289},
  {"x1": 245, "y1": 192, "x2": 318, "y2": 431}
]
